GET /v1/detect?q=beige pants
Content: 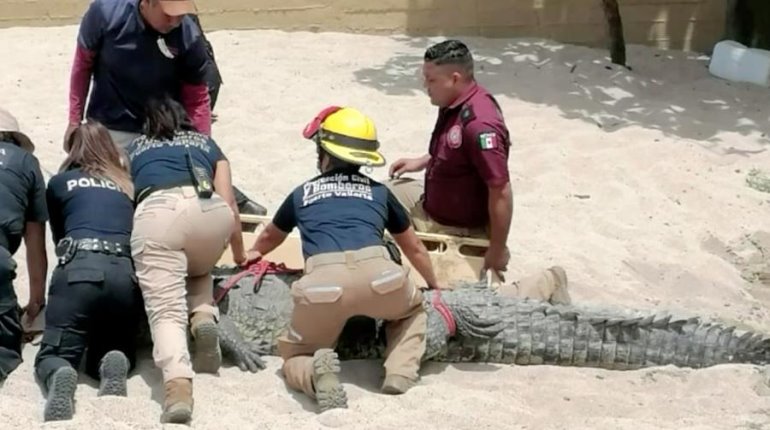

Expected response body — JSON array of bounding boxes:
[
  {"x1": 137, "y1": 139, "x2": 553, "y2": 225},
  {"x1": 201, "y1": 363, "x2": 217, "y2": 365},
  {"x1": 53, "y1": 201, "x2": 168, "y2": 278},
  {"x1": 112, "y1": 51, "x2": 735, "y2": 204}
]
[
  {"x1": 385, "y1": 177, "x2": 488, "y2": 237},
  {"x1": 131, "y1": 186, "x2": 234, "y2": 382},
  {"x1": 385, "y1": 177, "x2": 564, "y2": 302},
  {"x1": 278, "y1": 246, "x2": 426, "y2": 398}
]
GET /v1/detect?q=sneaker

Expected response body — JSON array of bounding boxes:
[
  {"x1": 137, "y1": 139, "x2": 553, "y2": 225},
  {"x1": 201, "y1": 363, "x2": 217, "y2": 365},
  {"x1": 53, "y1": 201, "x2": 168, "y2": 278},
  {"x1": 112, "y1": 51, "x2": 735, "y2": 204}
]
[
  {"x1": 312, "y1": 349, "x2": 347, "y2": 412},
  {"x1": 98, "y1": 350, "x2": 129, "y2": 397},
  {"x1": 43, "y1": 366, "x2": 78, "y2": 422}
]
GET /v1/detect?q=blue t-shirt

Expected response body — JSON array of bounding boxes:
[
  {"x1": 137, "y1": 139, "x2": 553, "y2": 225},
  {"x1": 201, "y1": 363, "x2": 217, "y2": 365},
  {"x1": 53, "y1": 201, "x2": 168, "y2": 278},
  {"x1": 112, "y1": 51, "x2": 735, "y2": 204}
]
[
  {"x1": 46, "y1": 168, "x2": 134, "y2": 244},
  {"x1": 273, "y1": 168, "x2": 411, "y2": 259},
  {"x1": 0, "y1": 141, "x2": 48, "y2": 254},
  {"x1": 126, "y1": 130, "x2": 225, "y2": 195},
  {"x1": 77, "y1": 0, "x2": 210, "y2": 132}
]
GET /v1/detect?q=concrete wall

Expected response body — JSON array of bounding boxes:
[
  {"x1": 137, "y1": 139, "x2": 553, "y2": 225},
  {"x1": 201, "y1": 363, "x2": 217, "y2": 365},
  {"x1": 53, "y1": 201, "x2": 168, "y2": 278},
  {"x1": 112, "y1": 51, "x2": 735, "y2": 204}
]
[{"x1": 0, "y1": 0, "x2": 726, "y2": 52}]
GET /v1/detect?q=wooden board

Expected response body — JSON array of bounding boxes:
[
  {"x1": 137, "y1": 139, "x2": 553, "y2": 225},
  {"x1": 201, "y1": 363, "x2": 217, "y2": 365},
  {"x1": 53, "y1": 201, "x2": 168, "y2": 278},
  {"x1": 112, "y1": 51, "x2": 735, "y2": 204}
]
[{"x1": 226, "y1": 214, "x2": 502, "y2": 288}]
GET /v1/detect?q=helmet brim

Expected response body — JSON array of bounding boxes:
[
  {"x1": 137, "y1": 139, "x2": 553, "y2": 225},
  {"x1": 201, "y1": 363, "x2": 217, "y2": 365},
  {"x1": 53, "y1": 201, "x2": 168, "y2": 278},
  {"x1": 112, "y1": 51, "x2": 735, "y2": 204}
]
[{"x1": 320, "y1": 140, "x2": 386, "y2": 167}]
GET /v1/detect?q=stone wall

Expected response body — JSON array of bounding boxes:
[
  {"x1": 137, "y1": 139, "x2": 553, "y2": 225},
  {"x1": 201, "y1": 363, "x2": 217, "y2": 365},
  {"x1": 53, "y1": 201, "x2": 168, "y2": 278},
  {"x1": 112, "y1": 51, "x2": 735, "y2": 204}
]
[{"x1": 0, "y1": 0, "x2": 726, "y2": 52}]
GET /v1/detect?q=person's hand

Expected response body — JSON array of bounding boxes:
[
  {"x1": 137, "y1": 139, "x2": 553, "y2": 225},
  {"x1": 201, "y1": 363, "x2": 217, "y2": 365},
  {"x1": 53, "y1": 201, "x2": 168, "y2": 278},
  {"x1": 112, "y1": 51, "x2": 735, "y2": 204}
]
[
  {"x1": 233, "y1": 250, "x2": 248, "y2": 266},
  {"x1": 389, "y1": 157, "x2": 424, "y2": 179},
  {"x1": 24, "y1": 297, "x2": 45, "y2": 322},
  {"x1": 63, "y1": 123, "x2": 78, "y2": 152},
  {"x1": 483, "y1": 246, "x2": 510, "y2": 274},
  {"x1": 240, "y1": 249, "x2": 262, "y2": 267}
]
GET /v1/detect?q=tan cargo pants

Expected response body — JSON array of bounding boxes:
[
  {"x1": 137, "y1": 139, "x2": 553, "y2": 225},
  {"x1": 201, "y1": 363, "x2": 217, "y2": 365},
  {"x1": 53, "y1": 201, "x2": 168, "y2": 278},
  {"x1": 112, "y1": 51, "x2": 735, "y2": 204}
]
[
  {"x1": 131, "y1": 186, "x2": 234, "y2": 382},
  {"x1": 384, "y1": 177, "x2": 562, "y2": 302},
  {"x1": 278, "y1": 245, "x2": 426, "y2": 398}
]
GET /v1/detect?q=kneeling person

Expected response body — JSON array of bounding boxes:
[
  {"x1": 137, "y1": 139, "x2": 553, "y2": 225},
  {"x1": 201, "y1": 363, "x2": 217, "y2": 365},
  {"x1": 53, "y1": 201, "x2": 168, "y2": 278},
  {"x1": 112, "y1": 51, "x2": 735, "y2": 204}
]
[
  {"x1": 128, "y1": 97, "x2": 245, "y2": 424},
  {"x1": 0, "y1": 107, "x2": 48, "y2": 383},
  {"x1": 245, "y1": 106, "x2": 444, "y2": 412},
  {"x1": 34, "y1": 122, "x2": 143, "y2": 421}
]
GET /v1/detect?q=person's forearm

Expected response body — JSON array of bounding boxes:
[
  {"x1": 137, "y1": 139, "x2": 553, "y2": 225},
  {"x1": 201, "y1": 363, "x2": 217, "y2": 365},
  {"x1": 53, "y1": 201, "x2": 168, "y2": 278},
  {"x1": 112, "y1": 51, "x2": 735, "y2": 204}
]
[
  {"x1": 487, "y1": 183, "x2": 513, "y2": 251},
  {"x1": 227, "y1": 199, "x2": 245, "y2": 258},
  {"x1": 180, "y1": 82, "x2": 212, "y2": 135},
  {"x1": 24, "y1": 225, "x2": 47, "y2": 304},
  {"x1": 416, "y1": 154, "x2": 431, "y2": 170},
  {"x1": 249, "y1": 224, "x2": 286, "y2": 256},
  {"x1": 395, "y1": 229, "x2": 440, "y2": 288},
  {"x1": 404, "y1": 246, "x2": 439, "y2": 288},
  {"x1": 69, "y1": 45, "x2": 95, "y2": 125}
]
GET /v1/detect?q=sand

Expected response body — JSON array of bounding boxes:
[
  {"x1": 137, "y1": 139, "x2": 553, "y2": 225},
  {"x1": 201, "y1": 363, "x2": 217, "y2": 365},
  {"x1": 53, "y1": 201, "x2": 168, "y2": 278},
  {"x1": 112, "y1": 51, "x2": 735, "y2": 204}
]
[{"x1": 1, "y1": 25, "x2": 770, "y2": 429}]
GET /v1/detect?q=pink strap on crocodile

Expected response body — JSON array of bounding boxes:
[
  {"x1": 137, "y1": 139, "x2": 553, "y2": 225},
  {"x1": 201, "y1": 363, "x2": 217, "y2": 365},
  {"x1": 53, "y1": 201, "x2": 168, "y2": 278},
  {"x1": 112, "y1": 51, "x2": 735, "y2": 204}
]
[
  {"x1": 431, "y1": 290, "x2": 456, "y2": 337},
  {"x1": 214, "y1": 259, "x2": 302, "y2": 305}
]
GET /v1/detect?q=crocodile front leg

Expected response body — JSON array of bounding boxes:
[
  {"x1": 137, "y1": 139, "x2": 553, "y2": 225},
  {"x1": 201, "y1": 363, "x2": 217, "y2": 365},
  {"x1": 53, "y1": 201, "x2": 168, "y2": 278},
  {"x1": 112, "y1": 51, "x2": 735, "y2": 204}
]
[{"x1": 218, "y1": 314, "x2": 268, "y2": 372}]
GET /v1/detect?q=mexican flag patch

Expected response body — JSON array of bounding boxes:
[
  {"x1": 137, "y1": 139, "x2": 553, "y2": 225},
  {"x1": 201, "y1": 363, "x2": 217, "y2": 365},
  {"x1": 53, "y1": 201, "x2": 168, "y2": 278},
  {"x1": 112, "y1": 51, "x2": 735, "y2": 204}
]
[{"x1": 478, "y1": 132, "x2": 498, "y2": 150}]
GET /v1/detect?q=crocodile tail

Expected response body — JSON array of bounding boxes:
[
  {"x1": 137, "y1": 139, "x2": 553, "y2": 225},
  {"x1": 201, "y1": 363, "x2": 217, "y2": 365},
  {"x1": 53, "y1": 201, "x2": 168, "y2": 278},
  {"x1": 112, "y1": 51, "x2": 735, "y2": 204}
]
[
  {"x1": 562, "y1": 312, "x2": 770, "y2": 369},
  {"x1": 494, "y1": 305, "x2": 770, "y2": 369}
]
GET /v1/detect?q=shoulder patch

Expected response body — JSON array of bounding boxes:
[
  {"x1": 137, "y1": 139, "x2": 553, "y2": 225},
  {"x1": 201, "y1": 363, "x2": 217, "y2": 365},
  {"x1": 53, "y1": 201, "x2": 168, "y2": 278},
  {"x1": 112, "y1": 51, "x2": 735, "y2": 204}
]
[
  {"x1": 460, "y1": 104, "x2": 476, "y2": 125},
  {"x1": 478, "y1": 132, "x2": 499, "y2": 150}
]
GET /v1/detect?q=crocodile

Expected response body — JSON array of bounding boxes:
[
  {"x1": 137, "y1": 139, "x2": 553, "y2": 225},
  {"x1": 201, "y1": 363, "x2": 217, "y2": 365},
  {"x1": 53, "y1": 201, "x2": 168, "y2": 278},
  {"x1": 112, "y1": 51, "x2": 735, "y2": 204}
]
[{"x1": 208, "y1": 266, "x2": 770, "y2": 373}]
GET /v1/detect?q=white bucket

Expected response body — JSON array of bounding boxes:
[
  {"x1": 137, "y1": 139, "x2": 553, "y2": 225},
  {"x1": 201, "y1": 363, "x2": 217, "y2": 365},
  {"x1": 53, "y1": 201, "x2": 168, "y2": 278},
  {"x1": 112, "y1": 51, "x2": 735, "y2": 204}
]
[{"x1": 709, "y1": 40, "x2": 770, "y2": 87}]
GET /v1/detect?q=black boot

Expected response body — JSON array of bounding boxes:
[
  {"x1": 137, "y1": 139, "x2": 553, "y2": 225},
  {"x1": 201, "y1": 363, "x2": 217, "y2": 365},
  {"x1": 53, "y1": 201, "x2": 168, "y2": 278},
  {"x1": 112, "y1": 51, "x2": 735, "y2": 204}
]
[
  {"x1": 233, "y1": 186, "x2": 267, "y2": 233},
  {"x1": 233, "y1": 186, "x2": 266, "y2": 216}
]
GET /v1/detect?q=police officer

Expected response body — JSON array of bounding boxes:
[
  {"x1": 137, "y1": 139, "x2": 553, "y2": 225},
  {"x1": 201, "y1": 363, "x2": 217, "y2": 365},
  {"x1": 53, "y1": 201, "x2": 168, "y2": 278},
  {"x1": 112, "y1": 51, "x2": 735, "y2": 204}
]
[
  {"x1": 34, "y1": 122, "x2": 143, "y2": 422},
  {"x1": 127, "y1": 96, "x2": 245, "y2": 424},
  {"x1": 0, "y1": 107, "x2": 48, "y2": 383},
  {"x1": 243, "y1": 106, "x2": 444, "y2": 412},
  {"x1": 64, "y1": 0, "x2": 266, "y2": 216},
  {"x1": 387, "y1": 39, "x2": 569, "y2": 303}
]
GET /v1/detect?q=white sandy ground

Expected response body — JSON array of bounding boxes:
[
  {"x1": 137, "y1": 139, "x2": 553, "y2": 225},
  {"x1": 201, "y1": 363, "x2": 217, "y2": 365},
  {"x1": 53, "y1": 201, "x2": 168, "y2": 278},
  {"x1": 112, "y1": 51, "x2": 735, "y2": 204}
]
[{"x1": 1, "y1": 25, "x2": 770, "y2": 429}]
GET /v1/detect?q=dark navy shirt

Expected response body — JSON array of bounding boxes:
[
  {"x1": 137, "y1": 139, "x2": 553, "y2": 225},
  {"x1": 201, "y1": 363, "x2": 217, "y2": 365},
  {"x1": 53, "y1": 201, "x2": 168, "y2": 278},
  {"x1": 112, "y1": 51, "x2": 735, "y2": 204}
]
[
  {"x1": 46, "y1": 168, "x2": 134, "y2": 245},
  {"x1": 78, "y1": 0, "x2": 209, "y2": 132},
  {"x1": 273, "y1": 168, "x2": 411, "y2": 259},
  {"x1": 0, "y1": 141, "x2": 48, "y2": 254},
  {"x1": 126, "y1": 130, "x2": 225, "y2": 195}
]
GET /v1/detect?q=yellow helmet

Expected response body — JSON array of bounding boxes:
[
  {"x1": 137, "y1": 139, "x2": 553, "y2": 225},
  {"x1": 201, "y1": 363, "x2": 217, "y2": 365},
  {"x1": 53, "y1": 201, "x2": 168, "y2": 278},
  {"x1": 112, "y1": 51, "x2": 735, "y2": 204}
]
[{"x1": 302, "y1": 106, "x2": 385, "y2": 167}]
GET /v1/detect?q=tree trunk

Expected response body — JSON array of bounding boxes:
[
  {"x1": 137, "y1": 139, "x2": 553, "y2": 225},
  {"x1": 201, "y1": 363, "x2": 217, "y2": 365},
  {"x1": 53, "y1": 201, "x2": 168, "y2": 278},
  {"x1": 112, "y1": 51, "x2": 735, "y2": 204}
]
[{"x1": 601, "y1": 0, "x2": 627, "y2": 67}]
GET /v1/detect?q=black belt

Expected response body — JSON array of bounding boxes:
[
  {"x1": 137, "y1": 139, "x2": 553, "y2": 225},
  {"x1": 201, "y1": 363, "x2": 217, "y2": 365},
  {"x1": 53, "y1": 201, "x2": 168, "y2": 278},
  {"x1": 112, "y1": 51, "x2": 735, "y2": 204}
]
[
  {"x1": 135, "y1": 180, "x2": 194, "y2": 206},
  {"x1": 55, "y1": 237, "x2": 131, "y2": 265}
]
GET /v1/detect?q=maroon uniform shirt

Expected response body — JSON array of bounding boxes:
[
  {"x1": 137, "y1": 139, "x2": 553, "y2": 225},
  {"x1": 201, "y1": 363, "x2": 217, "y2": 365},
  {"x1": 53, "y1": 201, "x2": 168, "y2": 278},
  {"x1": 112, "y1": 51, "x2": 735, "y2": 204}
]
[{"x1": 423, "y1": 82, "x2": 511, "y2": 229}]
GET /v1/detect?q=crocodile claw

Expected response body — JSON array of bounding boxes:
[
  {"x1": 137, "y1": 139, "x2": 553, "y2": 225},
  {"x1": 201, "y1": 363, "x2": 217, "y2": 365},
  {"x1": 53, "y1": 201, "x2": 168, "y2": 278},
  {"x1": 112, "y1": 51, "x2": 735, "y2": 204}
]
[
  {"x1": 218, "y1": 315, "x2": 268, "y2": 373},
  {"x1": 233, "y1": 344, "x2": 267, "y2": 373}
]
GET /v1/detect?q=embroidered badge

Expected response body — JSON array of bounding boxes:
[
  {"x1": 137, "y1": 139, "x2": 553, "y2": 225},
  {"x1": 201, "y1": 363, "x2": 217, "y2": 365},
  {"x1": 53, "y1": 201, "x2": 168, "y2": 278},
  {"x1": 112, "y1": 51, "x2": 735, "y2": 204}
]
[
  {"x1": 460, "y1": 104, "x2": 476, "y2": 124},
  {"x1": 447, "y1": 125, "x2": 462, "y2": 148},
  {"x1": 478, "y1": 132, "x2": 498, "y2": 150}
]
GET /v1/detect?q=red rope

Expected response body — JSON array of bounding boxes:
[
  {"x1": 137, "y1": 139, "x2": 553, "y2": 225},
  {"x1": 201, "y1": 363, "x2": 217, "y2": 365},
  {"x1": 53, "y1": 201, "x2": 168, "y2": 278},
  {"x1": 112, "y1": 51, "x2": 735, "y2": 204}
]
[
  {"x1": 213, "y1": 259, "x2": 302, "y2": 305},
  {"x1": 431, "y1": 290, "x2": 456, "y2": 337}
]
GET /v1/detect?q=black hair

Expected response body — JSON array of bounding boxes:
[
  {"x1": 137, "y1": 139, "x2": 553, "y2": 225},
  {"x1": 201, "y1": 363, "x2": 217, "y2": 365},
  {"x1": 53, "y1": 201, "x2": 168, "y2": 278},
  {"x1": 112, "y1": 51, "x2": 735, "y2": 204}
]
[
  {"x1": 316, "y1": 143, "x2": 360, "y2": 172},
  {"x1": 424, "y1": 39, "x2": 474, "y2": 76},
  {"x1": 142, "y1": 95, "x2": 197, "y2": 140},
  {"x1": 0, "y1": 132, "x2": 17, "y2": 145}
]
